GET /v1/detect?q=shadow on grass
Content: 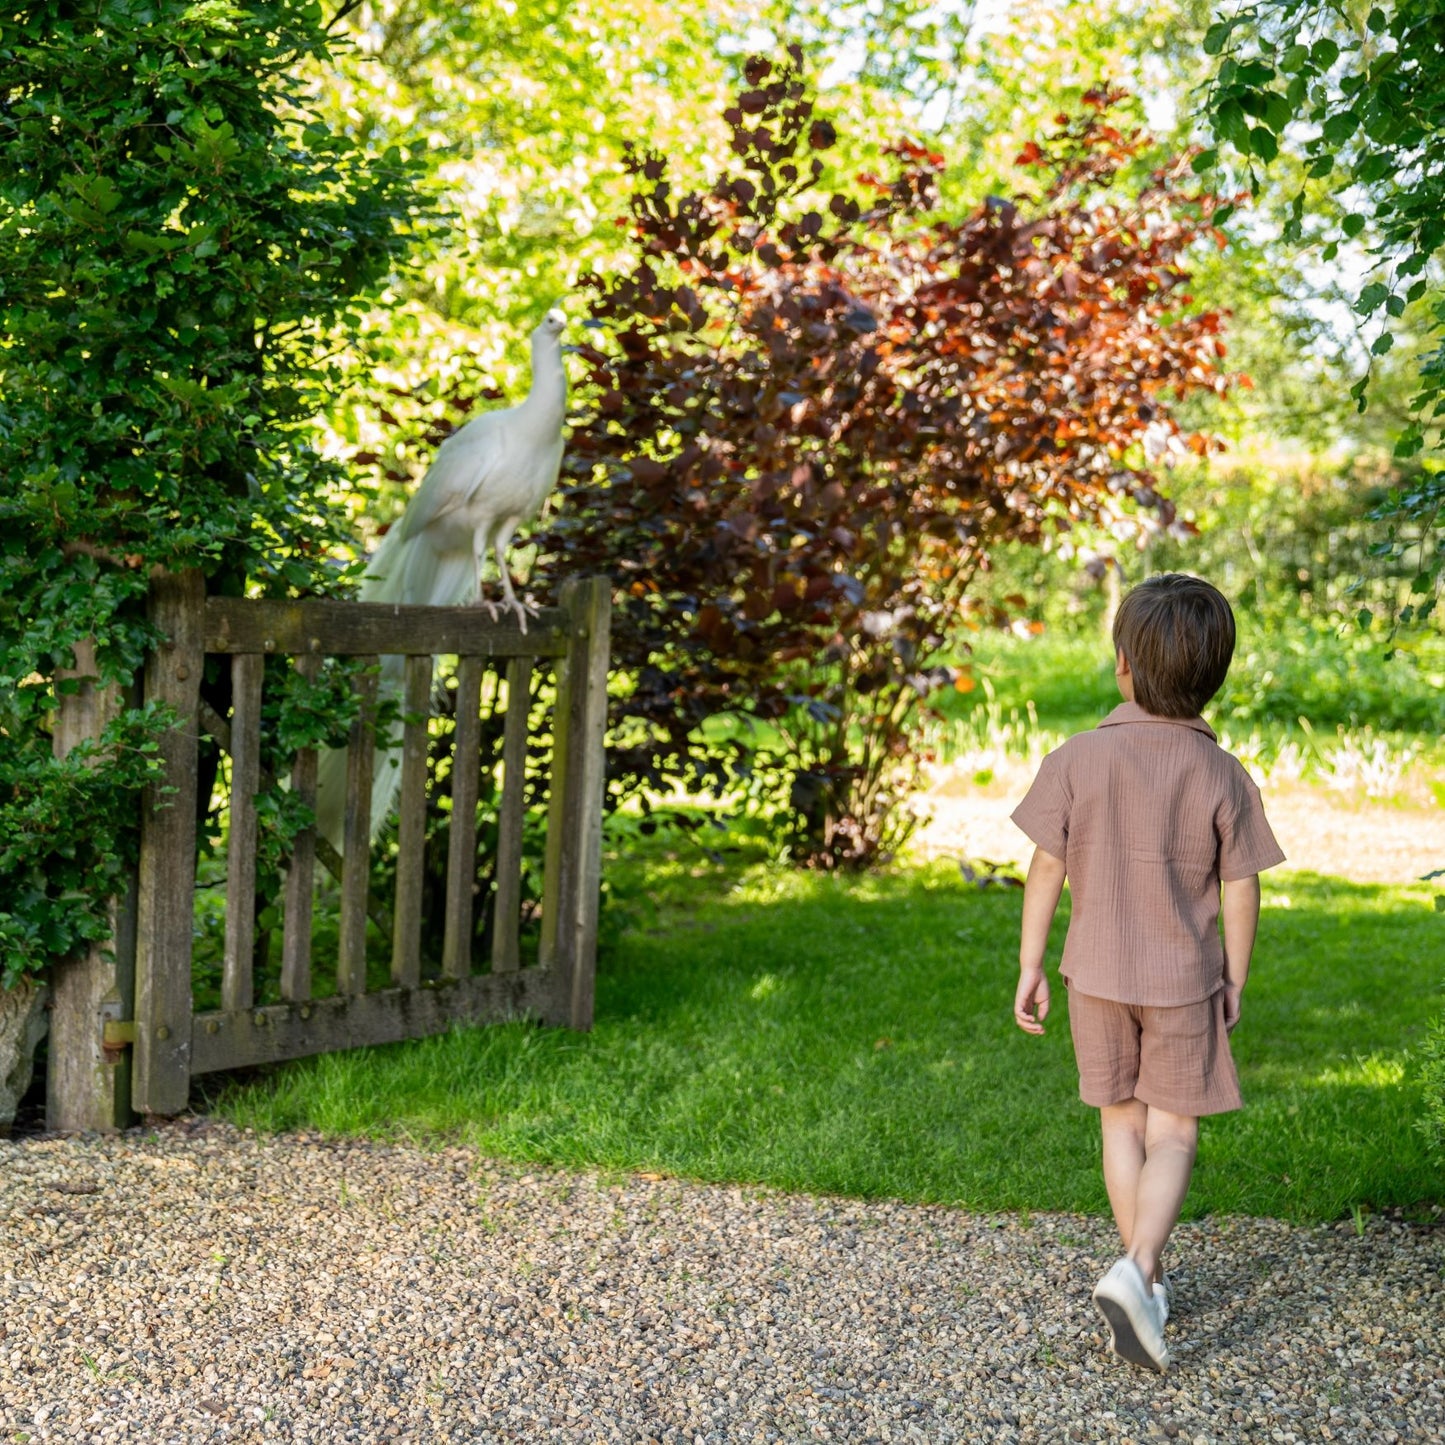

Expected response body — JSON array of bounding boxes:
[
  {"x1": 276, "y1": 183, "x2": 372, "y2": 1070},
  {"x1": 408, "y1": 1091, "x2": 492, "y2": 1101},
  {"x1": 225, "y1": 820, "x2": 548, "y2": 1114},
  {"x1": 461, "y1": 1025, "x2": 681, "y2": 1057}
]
[{"x1": 210, "y1": 859, "x2": 1442, "y2": 1225}]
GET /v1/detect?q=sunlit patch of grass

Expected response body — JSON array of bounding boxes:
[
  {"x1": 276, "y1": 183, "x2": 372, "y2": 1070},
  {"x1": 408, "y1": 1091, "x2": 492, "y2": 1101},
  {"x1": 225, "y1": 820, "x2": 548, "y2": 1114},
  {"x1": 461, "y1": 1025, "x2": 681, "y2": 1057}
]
[{"x1": 210, "y1": 854, "x2": 1441, "y2": 1225}]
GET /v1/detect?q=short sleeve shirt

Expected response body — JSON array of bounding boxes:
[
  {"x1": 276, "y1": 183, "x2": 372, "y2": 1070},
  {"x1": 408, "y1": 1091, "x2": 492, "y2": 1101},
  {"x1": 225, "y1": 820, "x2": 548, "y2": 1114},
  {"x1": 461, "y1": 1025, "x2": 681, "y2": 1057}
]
[{"x1": 1011, "y1": 701, "x2": 1285, "y2": 1006}]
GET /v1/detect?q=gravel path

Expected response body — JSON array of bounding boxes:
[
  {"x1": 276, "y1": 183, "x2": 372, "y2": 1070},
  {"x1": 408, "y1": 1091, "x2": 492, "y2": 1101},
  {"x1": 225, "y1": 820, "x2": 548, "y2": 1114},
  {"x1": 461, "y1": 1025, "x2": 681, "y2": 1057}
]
[{"x1": 2, "y1": 1122, "x2": 1440, "y2": 1444}]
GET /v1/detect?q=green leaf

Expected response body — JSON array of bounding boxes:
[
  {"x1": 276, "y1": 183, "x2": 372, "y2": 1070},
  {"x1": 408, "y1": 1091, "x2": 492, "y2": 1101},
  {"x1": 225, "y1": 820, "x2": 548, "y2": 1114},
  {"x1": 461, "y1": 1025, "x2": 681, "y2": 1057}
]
[
  {"x1": 1357, "y1": 281, "x2": 1389, "y2": 312},
  {"x1": 1341, "y1": 213, "x2": 1367, "y2": 238},
  {"x1": 1394, "y1": 425, "x2": 1424, "y2": 458},
  {"x1": 1263, "y1": 92, "x2": 1293, "y2": 132},
  {"x1": 1280, "y1": 44, "x2": 1310, "y2": 74},
  {"x1": 1307, "y1": 153, "x2": 1334, "y2": 178},
  {"x1": 1247, "y1": 125, "x2": 1279, "y2": 162},
  {"x1": 1217, "y1": 99, "x2": 1250, "y2": 147},
  {"x1": 1311, "y1": 38, "x2": 1341, "y2": 69},
  {"x1": 1236, "y1": 61, "x2": 1276, "y2": 87},
  {"x1": 1355, "y1": 152, "x2": 1393, "y2": 184},
  {"x1": 1371, "y1": 332, "x2": 1394, "y2": 355},
  {"x1": 1367, "y1": 8, "x2": 1387, "y2": 34},
  {"x1": 1385, "y1": 294, "x2": 1405, "y2": 318},
  {"x1": 1203, "y1": 21, "x2": 1232, "y2": 55},
  {"x1": 1191, "y1": 148, "x2": 1219, "y2": 175},
  {"x1": 1322, "y1": 109, "x2": 1359, "y2": 145}
]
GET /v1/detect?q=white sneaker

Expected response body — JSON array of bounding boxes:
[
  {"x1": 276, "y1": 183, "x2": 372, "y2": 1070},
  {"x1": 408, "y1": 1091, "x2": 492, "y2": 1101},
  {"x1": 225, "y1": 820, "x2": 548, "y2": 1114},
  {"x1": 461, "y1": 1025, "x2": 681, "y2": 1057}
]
[
  {"x1": 1093, "y1": 1257, "x2": 1169, "y2": 1372},
  {"x1": 1153, "y1": 1273, "x2": 1173, "y2": 1327}
]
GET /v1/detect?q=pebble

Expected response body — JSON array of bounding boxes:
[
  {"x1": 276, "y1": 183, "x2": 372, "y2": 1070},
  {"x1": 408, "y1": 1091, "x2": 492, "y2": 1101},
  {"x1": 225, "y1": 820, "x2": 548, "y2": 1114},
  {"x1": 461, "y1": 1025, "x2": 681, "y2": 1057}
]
[{"x1": 1, "y1": 1120, "x2": 1440, "y2": 1443}]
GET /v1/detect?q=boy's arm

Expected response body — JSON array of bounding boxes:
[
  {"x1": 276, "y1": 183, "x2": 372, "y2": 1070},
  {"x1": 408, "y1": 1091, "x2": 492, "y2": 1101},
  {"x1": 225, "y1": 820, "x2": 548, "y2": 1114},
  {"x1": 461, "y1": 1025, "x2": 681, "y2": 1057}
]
[
  {"x1": 1220, "y1": 873, "x2": 1261, "y2": 1033},
  {"x1": 1015, "y1": 846, "x2": 1066, "y2": 1035}
]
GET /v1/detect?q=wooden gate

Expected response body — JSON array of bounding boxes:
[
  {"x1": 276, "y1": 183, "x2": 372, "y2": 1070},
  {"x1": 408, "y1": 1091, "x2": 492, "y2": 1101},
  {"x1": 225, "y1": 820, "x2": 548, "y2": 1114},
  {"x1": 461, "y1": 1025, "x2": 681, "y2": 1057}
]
[{"x1": 49, "y1": 569, "x2": 610, "y2": 1127}]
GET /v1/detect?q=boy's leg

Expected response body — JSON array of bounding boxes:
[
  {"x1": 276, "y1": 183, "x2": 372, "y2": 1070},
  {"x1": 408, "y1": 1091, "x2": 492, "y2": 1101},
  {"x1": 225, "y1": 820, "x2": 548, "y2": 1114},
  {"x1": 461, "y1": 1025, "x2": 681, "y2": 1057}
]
[
  {"x1": 1125, "y1": 1106, "x2": 1198, "y2": 1285},
  {"x1": 1099, "y1": 1099, "x2": 1148, "y2": 1254}
]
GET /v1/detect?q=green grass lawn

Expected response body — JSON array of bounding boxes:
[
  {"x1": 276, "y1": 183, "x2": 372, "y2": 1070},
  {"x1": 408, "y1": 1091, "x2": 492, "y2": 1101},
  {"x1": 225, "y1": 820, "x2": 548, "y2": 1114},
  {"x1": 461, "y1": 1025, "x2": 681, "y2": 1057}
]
[{"x1": 210, "y1": 849, "x2": 1443, "y2": 1225}]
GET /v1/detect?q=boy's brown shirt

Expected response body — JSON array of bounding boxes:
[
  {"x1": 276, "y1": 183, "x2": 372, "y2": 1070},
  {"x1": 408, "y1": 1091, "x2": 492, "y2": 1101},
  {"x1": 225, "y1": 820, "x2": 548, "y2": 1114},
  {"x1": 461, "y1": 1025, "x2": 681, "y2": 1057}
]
[{"x1": 1011, "y1": 701, "x2": 1285, "y2": 1007}]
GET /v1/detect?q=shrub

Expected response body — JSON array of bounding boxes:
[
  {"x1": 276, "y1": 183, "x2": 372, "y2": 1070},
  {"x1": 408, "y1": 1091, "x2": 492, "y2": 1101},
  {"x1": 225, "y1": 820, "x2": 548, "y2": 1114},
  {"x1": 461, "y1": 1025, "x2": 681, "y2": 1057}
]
[
  {"x1": 0, "y1": 0, "x2": 422, "y2": 985},
  {"x1": 537, "y1": 59, "x2": 1236, "y2": 864}
]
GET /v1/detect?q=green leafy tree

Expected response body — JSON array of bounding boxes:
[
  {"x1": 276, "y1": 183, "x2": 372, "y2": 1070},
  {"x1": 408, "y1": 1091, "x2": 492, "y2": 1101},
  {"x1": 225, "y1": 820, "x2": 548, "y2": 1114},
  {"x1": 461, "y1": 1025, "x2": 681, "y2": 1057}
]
[
  {"x1": 1197, "y1": 0, "x2": 1444, "y2": 632},
  {"x1": 0, "y1": 0, "x2": 423, "y2": 987}
]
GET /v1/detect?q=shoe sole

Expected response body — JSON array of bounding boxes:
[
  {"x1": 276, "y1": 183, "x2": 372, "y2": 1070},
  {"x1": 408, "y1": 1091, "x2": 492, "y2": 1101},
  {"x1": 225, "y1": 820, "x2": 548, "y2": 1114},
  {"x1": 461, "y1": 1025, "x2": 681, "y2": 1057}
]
[{"x1": 1093, "y1": 1287, "x2": 1168, "y2": 1372}]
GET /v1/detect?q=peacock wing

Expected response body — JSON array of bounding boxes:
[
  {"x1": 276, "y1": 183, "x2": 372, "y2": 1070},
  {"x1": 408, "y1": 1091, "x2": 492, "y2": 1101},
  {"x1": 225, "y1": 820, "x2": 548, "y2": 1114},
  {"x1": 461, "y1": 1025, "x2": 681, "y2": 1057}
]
[{"x1": 398, "y1": 414, "x2": 507, "y2": 543}]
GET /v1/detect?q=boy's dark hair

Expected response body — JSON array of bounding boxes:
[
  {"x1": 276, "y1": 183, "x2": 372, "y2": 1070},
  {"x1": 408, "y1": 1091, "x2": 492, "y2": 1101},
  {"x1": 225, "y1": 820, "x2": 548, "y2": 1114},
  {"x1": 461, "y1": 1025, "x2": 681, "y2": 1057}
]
[{"x1": 1112, "y1": 573, "x2": 1236, "y2": 718}]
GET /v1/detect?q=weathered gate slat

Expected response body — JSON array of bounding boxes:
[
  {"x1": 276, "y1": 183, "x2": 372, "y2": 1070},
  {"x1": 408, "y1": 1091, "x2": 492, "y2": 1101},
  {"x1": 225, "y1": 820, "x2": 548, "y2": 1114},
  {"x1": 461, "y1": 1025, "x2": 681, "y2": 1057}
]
[
  {"x1": 442, "y1": 656, "x2": 485, "y2": 980},
  {"x1": 280, "y1": 653, "x2": 320, "y2": 1004},
  {"x1": 189, "y1": 968, "x2": 555, "y2": 1075},
  {"x1": 491, "y1": 655, "x2": 533, "y2": 974},
  {"x1": 197, "y1": 696, "x2": 393, "y2": 940},
  {"x1": 539, "y1": 576, "x2": 611, "y2": 1030},
  {"x1": 204, "y1": 598, "x2": 568, "y2": 658},
  {"x1": 338, "y1": 660, "x2": 378, "y2": 996},
  {"x1": 222, "y1": 653, "x2": 264, "y2": 1013},
  {"x1": 391, "y1": 654, "x2": 432, "y2": 989},
  {"x1": 133, "y1": 569, "x2": 206, "y2": 1116}
]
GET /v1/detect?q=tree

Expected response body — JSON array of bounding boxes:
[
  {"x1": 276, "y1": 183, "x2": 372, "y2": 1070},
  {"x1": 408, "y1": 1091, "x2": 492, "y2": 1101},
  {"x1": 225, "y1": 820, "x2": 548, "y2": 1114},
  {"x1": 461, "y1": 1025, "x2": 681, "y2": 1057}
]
[
  {"x1": 1198, "y1": 0, "x2": 1445, "y2": 632},
  {"x1": 310, "y1": 1, "x2": 980, "y2": 552},
  {"x1": 520, "y1": 59, "x2": 1236, "y2": 865},
  {"x1": 0, "y1": 0, "x2": 423, "y2": 986}
]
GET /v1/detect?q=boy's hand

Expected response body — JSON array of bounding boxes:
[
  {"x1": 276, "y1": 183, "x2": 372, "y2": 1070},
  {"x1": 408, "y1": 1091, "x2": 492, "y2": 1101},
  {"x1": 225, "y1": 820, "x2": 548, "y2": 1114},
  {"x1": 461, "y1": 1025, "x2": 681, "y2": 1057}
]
[
  {"x1": 1014, "y1": 967, "x2": 1050, "y2": 1035},
  {"x1": 1222, "y1": 982, "x2": 1243, "y2": 1034}
]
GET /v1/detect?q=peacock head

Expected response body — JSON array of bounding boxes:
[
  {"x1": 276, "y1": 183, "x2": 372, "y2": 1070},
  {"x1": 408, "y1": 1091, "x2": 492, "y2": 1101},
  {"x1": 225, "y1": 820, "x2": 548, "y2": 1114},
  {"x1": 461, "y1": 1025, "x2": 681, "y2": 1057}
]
[{"x1": 538, "y1": 307, "x2": 567, "y2": 339}]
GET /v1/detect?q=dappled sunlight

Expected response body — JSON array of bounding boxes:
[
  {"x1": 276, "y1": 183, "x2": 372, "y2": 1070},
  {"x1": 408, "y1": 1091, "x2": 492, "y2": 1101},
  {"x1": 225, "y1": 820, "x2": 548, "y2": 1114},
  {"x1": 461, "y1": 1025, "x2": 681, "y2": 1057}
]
[{"x1": 1314, "y1": 1055, "x2": 1407, "y2": 1091}]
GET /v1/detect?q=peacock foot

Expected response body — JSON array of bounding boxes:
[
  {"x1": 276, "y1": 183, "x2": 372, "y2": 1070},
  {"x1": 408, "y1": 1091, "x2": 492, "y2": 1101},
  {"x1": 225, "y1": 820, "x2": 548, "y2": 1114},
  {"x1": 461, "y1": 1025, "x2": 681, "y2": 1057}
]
[{"x1": 506, "y1": 594, "x2": 537, "y2": 635}]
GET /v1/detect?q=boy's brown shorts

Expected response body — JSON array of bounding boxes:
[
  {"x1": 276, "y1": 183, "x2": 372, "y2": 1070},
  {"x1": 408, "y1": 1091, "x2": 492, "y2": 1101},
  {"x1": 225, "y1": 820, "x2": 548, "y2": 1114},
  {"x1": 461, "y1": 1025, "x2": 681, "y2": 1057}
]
[{"x1": 1067, "y1": 985, "x2": 1242, "y2": 1116}]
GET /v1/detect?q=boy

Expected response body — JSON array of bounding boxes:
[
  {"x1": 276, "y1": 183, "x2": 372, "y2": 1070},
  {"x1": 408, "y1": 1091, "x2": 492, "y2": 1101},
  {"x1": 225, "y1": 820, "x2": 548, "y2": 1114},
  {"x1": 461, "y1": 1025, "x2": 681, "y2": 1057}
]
[{"x1": 1010, "y1": 573, "x2": 1284, "y2": 1373}]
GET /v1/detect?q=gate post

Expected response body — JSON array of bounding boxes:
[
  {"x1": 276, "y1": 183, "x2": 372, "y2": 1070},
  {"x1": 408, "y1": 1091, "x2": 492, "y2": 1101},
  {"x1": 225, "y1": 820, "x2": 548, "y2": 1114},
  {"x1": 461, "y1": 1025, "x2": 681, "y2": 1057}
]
[
  {"x1": 132, "y1": 569, "x2": 205, "y2": 1116},
  {"x1": 45, "y1": 640, "x2": 136, "y2": 1132},
  {"x1": 540, "y1": 576, "x2": 611, "y2": 1030}
]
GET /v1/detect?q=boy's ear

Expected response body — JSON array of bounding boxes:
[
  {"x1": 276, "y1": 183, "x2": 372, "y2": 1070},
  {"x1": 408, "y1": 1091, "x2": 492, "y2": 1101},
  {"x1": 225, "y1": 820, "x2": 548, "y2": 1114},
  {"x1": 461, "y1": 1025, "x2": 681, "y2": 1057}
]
[{"x1": 1115, "y1": 650, "x2": 1131, "y2": 677}]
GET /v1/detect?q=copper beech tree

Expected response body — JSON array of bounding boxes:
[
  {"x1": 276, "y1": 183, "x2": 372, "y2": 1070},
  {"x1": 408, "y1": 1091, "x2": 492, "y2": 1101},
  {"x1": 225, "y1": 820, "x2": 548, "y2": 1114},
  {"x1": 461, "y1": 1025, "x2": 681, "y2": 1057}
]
[{"x1": 535, "y1": 57, "x2": 1238, "y2": 865}]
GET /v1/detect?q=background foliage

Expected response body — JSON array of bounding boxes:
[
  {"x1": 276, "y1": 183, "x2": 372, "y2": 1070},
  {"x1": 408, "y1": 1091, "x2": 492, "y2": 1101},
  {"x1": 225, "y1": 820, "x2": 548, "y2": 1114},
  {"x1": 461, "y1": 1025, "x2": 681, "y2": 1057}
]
[
  {"x1": 537, "y1": 66, "x2": 1235, "y2": 864},
  {"x1": 1197, "y1": 0, "x2": 1444, "y2": 637}
]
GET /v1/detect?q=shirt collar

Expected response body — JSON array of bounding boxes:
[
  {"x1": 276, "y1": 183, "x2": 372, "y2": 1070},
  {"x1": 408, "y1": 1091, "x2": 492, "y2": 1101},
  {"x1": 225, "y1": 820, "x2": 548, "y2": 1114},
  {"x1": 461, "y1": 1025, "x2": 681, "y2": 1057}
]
[{"x1": 1096, "y1": 700, "x2": 1216, "y2": 740}]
